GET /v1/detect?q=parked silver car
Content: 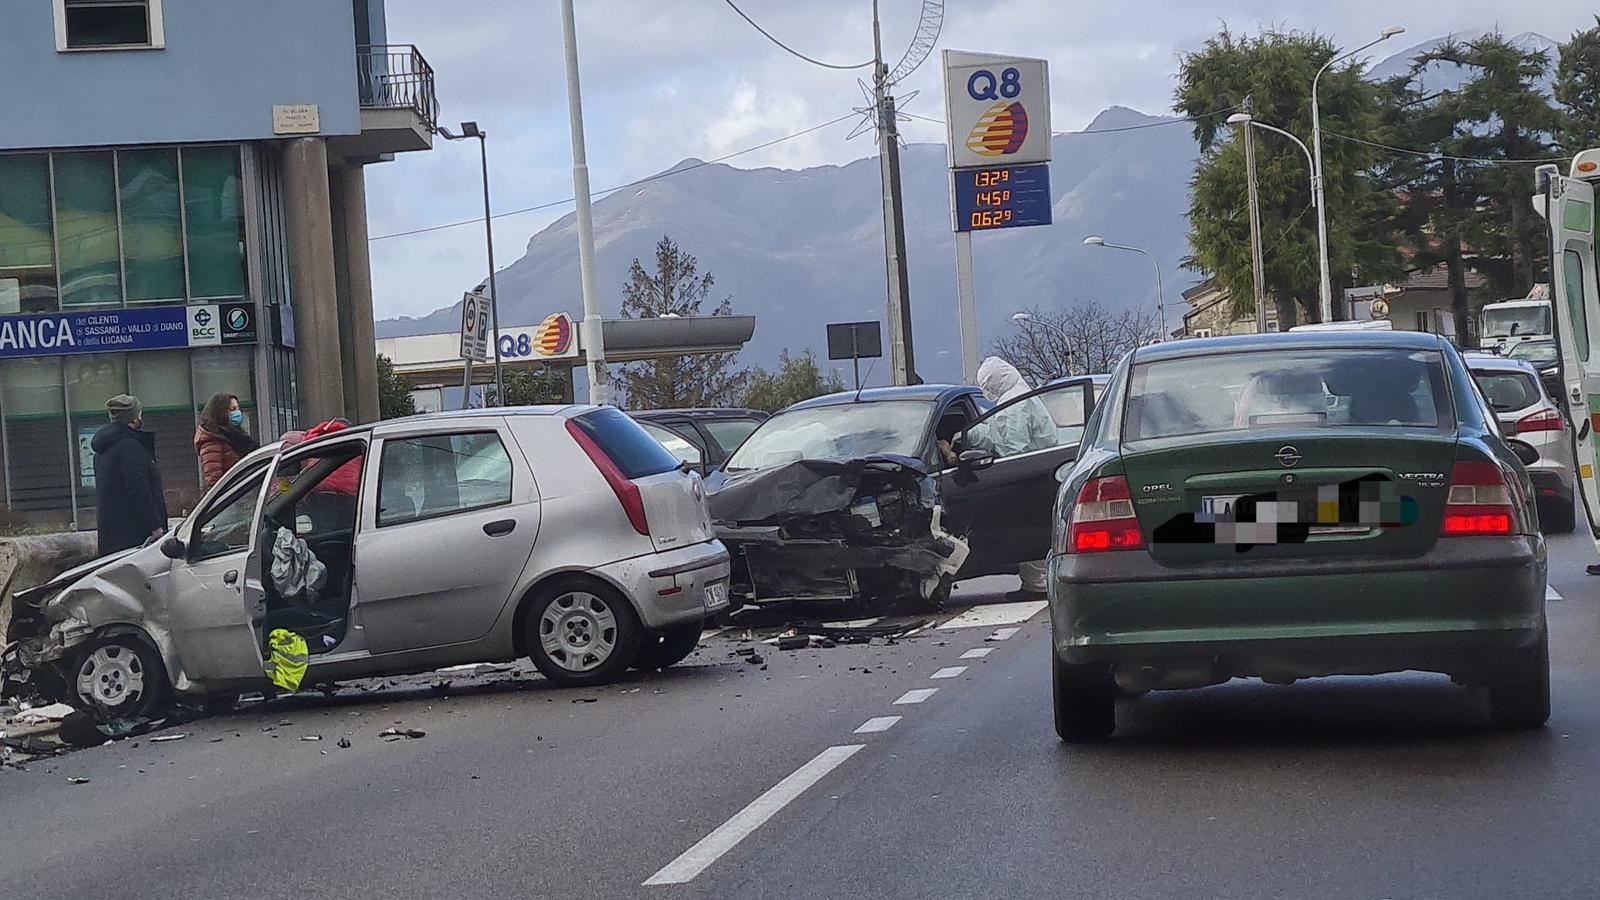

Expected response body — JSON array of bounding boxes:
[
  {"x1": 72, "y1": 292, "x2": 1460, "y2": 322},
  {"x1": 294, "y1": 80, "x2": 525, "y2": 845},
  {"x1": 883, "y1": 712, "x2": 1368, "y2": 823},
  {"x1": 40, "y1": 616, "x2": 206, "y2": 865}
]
[
  {"x1": 1466, "y1": 355, "x2": 1576, "y2": 533},
  {"x1": 3, "y1": 406, "x2": 730, "y2": 723}
]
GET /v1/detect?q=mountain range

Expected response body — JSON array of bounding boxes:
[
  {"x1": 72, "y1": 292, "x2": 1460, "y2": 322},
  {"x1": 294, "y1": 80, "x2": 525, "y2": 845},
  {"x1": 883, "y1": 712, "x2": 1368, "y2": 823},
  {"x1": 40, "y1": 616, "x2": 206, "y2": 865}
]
[{"x1": 376, "y1": 31, "x2": 1561, "y2": 387}]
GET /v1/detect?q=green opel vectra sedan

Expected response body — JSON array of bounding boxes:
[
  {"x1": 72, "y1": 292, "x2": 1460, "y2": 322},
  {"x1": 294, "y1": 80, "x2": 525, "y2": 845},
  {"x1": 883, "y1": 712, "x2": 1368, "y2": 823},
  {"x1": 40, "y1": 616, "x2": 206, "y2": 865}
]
[{"x1": 1049, "y1": 331, "x2": 1550, "y2": 742}]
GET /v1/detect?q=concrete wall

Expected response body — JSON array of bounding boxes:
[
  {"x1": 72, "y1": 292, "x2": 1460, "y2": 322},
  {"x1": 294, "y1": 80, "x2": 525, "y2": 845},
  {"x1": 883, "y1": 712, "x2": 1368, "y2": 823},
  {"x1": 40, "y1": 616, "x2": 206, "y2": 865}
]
[{"x1": 0, "y1": 0, "x2": 361, "y2": 150}]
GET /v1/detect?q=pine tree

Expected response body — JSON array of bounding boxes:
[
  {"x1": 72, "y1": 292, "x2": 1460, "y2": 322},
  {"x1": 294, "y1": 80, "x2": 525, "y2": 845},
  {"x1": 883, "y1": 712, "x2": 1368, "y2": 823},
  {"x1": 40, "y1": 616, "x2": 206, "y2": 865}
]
[{"x1": 613, "y1": 236, "x2": 748, "y2": 410}]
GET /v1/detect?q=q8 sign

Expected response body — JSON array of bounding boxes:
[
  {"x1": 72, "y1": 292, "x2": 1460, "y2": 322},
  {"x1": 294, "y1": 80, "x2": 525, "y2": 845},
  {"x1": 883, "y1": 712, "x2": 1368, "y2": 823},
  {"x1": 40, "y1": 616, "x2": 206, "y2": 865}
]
[{"x1": 941, "y1": 50, "x2": 1051, "y2": 170}]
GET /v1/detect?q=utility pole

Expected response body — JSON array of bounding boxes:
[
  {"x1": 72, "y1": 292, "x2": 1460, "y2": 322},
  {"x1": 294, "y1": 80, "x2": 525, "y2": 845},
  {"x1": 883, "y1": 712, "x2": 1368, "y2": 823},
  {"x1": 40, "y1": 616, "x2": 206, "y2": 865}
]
[
  {"x1": 1240, "y1": 96, "x2": 1268, "y2": 333},
  {"x1": 560, "y1": 0, "x2": 610, "y2": 404},
  {"x1": 872, "y1": 0, "x2": 916, "y2": 385}
]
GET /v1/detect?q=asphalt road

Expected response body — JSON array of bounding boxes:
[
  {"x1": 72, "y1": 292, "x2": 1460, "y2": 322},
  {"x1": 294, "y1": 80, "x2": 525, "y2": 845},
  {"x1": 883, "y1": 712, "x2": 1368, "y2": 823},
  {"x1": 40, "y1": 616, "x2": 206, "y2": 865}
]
[{"x1": 4, "y1": 538, "x2": 1600, "y2": 899}]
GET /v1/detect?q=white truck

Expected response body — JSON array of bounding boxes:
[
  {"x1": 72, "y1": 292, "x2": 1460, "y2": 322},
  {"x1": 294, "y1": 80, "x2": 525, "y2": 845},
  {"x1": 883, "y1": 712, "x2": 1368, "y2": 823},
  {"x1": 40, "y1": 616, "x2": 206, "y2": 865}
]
[{"x1": 1479, "y1": 297, "x2": 1553, "y2": 353}]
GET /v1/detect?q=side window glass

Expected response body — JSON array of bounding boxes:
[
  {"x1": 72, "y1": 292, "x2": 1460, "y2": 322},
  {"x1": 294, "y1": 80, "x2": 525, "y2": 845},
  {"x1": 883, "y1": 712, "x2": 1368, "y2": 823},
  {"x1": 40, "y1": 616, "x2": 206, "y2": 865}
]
[
  {"x1": 378, "y1": 431, "x2": 512, "y2": 527},
  {"x1": 964, "y1": 385, "x2": 1082, "y2": 460},
  {"x1": 640, "y1": 422, "x2": 702, "y2": 467},
  {"x1": 1564, "y1": 247, "x2": 1590, "y2": 363},
  {"x1": 192, "y1": 467, "x2": 269, "y2": 560}
]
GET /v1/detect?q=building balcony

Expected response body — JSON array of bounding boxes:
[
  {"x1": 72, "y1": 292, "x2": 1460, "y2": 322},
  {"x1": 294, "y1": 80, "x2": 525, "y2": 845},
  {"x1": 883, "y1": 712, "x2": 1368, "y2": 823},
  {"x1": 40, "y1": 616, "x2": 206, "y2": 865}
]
[{"x1": 332, "y1": 44, "x2": 439, "y2": 160}]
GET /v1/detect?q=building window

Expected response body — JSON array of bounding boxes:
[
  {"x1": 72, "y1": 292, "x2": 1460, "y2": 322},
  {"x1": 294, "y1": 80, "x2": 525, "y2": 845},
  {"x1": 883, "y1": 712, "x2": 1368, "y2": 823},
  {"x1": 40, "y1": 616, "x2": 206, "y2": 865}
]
[
  {"x1": 55, "y1": 0, "x2": 165, "y2": 51},
  {"x1": 182, "y1": 147, "x2": 246, "y2": 300},
  {"x1": 54, "y1": 152, "x2": 122, "y2": 308},
  {"x1": 119, "y1": 149, "x2": 185, "y2": 303},
  {"x1": 0, "y1": 155, "x2": 57, "y2": 314}
]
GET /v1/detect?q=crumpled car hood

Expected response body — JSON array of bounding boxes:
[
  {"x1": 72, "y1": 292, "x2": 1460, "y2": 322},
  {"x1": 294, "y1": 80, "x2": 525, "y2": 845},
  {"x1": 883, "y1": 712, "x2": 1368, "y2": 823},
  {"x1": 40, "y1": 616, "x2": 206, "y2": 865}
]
[{"x1": 704, "y1": 455, "x2": 928, "y2": 525}]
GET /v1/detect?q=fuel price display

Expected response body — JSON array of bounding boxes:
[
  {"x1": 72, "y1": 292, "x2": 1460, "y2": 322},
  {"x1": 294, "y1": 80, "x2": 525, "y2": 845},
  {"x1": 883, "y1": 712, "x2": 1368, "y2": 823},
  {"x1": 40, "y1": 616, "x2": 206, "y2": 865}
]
[{"x1": 952, "y1": 163, "x2": 1052, "y2": 232}]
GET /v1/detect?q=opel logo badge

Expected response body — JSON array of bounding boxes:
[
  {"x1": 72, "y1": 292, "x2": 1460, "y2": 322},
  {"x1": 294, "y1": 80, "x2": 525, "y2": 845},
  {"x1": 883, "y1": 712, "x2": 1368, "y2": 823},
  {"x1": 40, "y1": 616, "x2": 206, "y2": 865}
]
[{"x1": 1275, "y1": 445, "x2": 1302, "y2": 468}]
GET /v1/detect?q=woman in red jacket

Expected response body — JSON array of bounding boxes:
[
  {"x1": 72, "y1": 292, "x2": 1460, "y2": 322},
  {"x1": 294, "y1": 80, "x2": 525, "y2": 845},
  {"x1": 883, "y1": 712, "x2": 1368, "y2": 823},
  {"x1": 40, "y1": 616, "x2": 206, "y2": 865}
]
[{"x1": 194, "y1": 392, "x2": 259, "y2": 488}]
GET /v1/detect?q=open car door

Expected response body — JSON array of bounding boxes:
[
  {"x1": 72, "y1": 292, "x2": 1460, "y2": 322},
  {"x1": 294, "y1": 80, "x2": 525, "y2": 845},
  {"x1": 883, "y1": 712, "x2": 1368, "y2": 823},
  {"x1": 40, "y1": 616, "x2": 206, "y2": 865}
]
[
  {"x1": 936, "y1": 379, "x2": 1095, "y2": 577},
  {"x1": 1540, "y1": 163, "x2": 1600, "y2": 550}
]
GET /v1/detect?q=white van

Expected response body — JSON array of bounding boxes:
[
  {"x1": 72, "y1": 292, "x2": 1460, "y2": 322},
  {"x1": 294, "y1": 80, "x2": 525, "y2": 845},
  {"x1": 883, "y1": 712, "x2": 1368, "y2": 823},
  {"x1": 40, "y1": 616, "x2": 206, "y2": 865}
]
[{"x1": 1478, "y1": 299, "x2": 1552, "y2": 352}]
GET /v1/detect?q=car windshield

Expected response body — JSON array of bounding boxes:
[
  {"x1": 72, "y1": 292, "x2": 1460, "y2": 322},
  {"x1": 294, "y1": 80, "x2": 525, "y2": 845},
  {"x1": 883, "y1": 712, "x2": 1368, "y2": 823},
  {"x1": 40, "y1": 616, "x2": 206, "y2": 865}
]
[
  {"x1": 725, "y1": 400, "x2": 933, "y2": 470},
  {"x1": 1482, "y1": 306, "x2": 1551, "y2": 338},
  {"x1": 1473, "y1": 371, "x2": 1542, "y2": 412},
  {"x1": 1124, "y1": 348, "x2": 1453, "y2": 442},
  {"x1": 1508, "y1": 341, "x2": 1559, "y2": 366}
]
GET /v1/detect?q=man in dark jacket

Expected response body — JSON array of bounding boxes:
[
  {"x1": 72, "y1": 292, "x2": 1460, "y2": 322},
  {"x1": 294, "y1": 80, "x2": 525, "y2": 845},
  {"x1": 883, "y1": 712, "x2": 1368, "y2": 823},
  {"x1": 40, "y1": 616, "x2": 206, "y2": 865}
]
[{"x1": 93, "y1": 394, "x2": 168, "y2": 555}]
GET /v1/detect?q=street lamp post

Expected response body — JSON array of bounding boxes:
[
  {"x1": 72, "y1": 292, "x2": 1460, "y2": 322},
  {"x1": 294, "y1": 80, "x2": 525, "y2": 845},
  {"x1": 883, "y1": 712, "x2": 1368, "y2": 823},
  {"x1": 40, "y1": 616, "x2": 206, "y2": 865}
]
[
  {"x1": 439, "y1": 122, "x2": 504, "y2": 406},
  {"x1": 1084, "y1": 237, "x2": 1166, "y2": 340},
  {"x1": 1310, "y1": 25, "x2": 1405, "y2": 322},
  {"x1": 1011, "y1": 311, "x2": 1073, "y2": 377},
  {"x1": 1226, "y1": 113, "x2": 1319, "y2": 333},
  {"x1": 560, "y1": 0, "x2": 610, "y2": 405}
]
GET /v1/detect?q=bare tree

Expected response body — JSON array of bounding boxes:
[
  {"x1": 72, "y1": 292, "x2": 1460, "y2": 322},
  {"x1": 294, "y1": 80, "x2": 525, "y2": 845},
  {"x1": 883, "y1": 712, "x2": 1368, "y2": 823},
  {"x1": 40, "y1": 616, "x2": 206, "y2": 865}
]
[{"x1": 990, "y1": 303, "x2": 1159, "y2": 385}]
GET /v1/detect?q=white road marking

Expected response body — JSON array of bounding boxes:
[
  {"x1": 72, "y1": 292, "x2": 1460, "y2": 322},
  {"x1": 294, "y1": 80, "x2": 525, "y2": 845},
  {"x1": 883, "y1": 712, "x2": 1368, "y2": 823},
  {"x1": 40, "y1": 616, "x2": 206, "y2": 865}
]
[
  {"x1": 643, "y1": 744, "x2": 864, "y2": 886},
  {"x1": 986, "y1": 626, "x2": 1022, "y2": 642},
  {"x1": 894, "y1": 688, "x2": 938, "y2": 705},
  {"x1": 930, "y1": 666, "x2": 968, "y2": 680},
  {"x1": 700, "y1": 627, "x2": 728, "y2": 641},
  {"x1": 960, "y1": 648, "x2": 993, "y2": 660},
  {"x1": 853, "y1": 716, "x2": 902, "y2": 734},
  {"x1": 821, "y1": 617, "x2": 881, "y2": 629},
  {"x1": 1546, "y1": 585, "x2": 1563, "y2": 602},
  {"x1": 938, "y1": 600, "x2": 1047, "y2": 630}
]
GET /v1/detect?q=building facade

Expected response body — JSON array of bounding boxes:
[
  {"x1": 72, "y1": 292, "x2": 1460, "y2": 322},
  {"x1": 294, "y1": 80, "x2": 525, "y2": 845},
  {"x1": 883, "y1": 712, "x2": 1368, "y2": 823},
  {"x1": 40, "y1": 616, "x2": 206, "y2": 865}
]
[{"x1": 0, "y1": 0, "x2": 437, "y2": 529}]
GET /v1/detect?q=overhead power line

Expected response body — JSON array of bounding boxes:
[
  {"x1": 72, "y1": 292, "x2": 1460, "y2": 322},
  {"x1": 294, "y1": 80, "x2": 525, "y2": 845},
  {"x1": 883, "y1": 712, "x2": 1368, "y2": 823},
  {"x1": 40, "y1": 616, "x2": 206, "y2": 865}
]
[
  {"x1": 369, "y1": 113, "x2": 856, "y2": 242},
  {"x1": 720, "y1": 0, "x2": 874, "y2": 70},
  {"x1": 1327, "y1": 130, "x2": 1570, "y2": 165}
]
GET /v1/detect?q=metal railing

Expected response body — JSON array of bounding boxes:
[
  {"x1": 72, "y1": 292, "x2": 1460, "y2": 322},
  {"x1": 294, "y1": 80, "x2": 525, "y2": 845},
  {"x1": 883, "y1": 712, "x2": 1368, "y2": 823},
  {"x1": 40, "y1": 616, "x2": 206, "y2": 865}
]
[{"x1": 356, "y1": 44, "x2": 439, "y2": 133}]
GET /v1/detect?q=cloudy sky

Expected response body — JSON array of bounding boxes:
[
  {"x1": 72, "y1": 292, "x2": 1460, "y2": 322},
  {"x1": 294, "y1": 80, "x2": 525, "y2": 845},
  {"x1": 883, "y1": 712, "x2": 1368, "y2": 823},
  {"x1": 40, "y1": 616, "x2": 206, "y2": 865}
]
[{"x1": 365, "y1": 0, "x2": 1599, "y2": 323}]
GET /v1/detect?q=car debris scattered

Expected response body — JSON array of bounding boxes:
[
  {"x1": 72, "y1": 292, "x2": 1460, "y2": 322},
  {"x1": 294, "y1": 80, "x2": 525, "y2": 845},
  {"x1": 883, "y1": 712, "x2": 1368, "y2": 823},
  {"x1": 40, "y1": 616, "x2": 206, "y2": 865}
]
[
  {"x1": 378, "y1": 727, "x2": 426, "y2": 740},
  {"x1": 150, "y1": 733, "x2": 188, "y2": 743}
]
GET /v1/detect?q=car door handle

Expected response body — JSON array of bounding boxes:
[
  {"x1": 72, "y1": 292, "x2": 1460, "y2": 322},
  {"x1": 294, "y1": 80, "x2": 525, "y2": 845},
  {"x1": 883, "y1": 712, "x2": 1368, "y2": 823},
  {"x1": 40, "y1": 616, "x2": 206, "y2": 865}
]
[
  {"x1": 483, "y1": 519, "x2": 517, "y2": 537},
  {"x1": 224, "y1": 570, "x2": 239, "y2": 585}
]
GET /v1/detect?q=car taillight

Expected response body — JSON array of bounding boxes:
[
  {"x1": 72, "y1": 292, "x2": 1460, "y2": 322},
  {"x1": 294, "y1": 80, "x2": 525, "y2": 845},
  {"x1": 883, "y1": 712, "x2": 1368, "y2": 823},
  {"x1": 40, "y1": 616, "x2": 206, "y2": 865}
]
[
  {"x1": 1067, "y1": 475, "x2": 1146, "y2": 553},
  {"x1": 566, "y1": 419, "x2": 650, "y2": 536},
  {"x1": 1515, "y1": 409, "x2": 1563, "y2": 433},
  {"x1": 1441, "y1": 460, "x2": 1517, "y2": 536}
]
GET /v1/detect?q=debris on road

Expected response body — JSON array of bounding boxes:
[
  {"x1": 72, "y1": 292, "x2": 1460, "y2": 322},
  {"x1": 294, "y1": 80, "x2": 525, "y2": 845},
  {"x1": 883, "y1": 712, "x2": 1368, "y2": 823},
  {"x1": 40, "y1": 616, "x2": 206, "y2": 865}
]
[
  {"x1": 300, "y1": 735, "x2": 323, "y2": 742},
  {"x1": 150, "y1": 733, "x2": 189, "y2": 743},
  {"x1": 378, "y1": 727, "x2": 426, "y2": 740},
  {"x1": 65, "y1": 776, "x2": 90, "y2": 785},
  {"x1": 776, "y1": 634, "x2": 810, "y2": 651},
  {"x1": 336, "y1": 737, "x2": 352, "y2": 749}
]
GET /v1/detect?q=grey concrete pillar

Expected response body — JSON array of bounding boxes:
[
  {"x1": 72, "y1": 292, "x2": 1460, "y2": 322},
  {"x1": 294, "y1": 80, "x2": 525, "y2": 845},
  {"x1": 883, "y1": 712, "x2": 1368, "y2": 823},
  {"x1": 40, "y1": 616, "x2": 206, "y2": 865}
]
[
  {"x1": 333, "y1": 164, "x2": 380, "y2": 424},
  {"x1": 281, "y1": 138, "x2": 345, "y2": 426}
]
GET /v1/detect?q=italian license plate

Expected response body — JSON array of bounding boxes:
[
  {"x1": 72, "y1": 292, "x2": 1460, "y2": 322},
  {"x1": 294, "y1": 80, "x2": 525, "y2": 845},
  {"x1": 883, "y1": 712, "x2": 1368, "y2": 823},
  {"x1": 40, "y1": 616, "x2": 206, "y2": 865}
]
[
  {"x1": 704, "y1": 580, "x2": 730, "y2": 610},
  {"x1": 1200, "y1": 494, "x2": 1246, "y2": 519}
]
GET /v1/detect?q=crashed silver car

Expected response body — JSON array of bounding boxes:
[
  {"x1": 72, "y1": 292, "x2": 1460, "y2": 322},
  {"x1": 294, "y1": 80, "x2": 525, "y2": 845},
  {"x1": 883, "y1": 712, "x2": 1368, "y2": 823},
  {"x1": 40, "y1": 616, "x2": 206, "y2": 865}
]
[
  {"x1": 705, "y1": 382, "x2": 1094, "y2": 608},
  {"x1": 3, "y1": 407, "x2": 730, "y2": 723}
]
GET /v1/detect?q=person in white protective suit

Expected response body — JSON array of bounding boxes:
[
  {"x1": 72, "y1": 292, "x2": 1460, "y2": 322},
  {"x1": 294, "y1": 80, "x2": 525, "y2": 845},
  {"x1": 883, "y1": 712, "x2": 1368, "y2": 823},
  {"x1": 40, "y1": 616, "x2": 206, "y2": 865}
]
[{"x1": 940, "y1": 357, "x2": 1059, "y2": 599}]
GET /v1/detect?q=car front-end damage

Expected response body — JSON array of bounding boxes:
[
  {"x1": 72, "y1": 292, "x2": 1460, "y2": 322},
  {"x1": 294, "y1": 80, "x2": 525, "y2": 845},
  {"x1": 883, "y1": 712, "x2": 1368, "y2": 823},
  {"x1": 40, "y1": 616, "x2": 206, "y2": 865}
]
[
  {"x1": 2, "y1": 548, "x2": 165, "y2": 708},
  {"x1": 706, "y1": 456, "x2": 969, "y2": 609}
]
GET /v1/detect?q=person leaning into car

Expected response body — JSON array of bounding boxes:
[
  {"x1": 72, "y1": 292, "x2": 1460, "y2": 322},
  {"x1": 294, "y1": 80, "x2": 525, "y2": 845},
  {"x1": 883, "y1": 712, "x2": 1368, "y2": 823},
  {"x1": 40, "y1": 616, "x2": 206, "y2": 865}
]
[{"x1": 92, "y1": 394, "x2": 169, "y2": 556}]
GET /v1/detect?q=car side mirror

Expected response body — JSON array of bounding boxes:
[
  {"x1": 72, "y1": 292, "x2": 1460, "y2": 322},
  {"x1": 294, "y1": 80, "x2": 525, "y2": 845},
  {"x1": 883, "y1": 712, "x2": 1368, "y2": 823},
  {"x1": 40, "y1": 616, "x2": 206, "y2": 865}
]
[
  {"x1": 1508, "y1": 439, "x2": 1540, "y2": 466},
  {"x1": 159, "y1": 536, "x2": 186, "y2": 559},
  {"x1": 958, "y1": 448, "x2": 996, "y2": 470}
]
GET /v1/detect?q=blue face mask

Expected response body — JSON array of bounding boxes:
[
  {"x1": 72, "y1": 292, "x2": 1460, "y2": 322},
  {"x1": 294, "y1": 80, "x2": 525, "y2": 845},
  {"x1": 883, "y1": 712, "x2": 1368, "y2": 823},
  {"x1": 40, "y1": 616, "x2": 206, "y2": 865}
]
[{"x1": 228, "y1": 410, "x2": 244, "y2": 427}]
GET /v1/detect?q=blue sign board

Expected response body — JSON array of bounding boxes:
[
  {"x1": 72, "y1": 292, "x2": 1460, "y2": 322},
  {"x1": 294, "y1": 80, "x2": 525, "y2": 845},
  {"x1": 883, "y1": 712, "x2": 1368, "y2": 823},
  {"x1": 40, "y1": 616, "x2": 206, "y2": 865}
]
[
  {"x1": 952, "y1": 163, "x2": 1052, "y2": 232},
  {"x1": 0, "y1": 303, "x2": 256, "y2": 359}
]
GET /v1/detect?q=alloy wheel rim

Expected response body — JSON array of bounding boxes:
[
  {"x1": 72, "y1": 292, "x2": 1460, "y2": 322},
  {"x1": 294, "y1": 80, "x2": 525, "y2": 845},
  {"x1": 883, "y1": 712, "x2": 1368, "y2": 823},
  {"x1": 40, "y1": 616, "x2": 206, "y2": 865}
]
[
  {"x1": 539, "y1": 592, "x2": 618, "y2": 672},
  {"x1": 76, "y1": 645, "x2": 146, "y2": 710}
]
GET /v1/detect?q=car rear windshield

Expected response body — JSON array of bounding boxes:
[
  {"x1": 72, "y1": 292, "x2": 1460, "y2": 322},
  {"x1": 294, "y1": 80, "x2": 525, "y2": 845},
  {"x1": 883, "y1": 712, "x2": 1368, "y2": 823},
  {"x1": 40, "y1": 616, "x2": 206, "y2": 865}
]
[
  {"x1": 1508, "y1": 341, "x2": 1558, "y2": 366},
  {"x1": 703, "y1": 419, "x2": 761, "y2": 453},
  {"x1": 1124, "y1": 348, "x2": 1453, "y2": 443},
  {"x1": 1473, "y1": 371, "x2": 1542, "y2": 412},
  {"x1": 571, "y1": 407, "x2": 681, "y2": 479}
]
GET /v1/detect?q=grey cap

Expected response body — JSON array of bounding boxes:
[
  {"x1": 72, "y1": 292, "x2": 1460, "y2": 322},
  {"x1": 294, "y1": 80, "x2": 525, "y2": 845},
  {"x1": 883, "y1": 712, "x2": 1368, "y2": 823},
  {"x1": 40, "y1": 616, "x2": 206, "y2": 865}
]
[{"x1": 106, "y1": 394, "x2": 142, "y2": 426}]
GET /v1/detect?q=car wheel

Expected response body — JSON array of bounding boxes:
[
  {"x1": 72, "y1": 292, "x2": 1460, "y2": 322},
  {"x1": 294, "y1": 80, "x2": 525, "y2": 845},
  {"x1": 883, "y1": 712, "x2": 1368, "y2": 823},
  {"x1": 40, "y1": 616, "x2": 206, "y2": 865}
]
[
  {"x1": 634, "y1": 623, "x2": 704, "y2": 671},
  {"x1": 72, "y1": 634, "x2": 170, "y2": 723},
  {"x1": 1052, "y1": 651, "x2": 1115, "y2": 742},
  {"x1": 1487, "y1": 625, "x2": 1551, "y2": 730},
  {"x1": 1540, "y1": 498, "x2": 1576, "y2": 534},
  {"x1": 524, "y1": 580, "x2": 642, "y2": 688}
]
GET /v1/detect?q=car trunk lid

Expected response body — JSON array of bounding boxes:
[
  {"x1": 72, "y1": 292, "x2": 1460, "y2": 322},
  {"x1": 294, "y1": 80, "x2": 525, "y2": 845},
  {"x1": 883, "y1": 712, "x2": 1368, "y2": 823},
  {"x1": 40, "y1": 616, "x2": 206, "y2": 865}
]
[{"x1": 636, "y1": 470, "x2": 715, "y2": 553}]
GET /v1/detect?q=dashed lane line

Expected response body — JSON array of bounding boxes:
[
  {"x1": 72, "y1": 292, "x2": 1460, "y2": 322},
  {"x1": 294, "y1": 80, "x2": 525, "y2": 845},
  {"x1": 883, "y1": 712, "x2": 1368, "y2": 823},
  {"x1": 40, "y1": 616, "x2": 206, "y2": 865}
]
[
  {"x1": 894, "y1": 688, "x2": 939, "y2": 705},
  {"x1": 643, "y1": 744, "x2": 865, "y2": 886},
  {"x1": 930, "y1": 666, "x2": 968, "y2": 680},
  {"x1": 937, "y1": 600, "x2": 1048, "y2": 630},
  {"x1": 960, "y1": 648, "x2": 993, "y2": 660},
  {"x1": 986, "y1": 626, "x2": 1022, "y2": 642},
  {"x1": 853, "y1": 716, "x2": 902, "y2": 734},
  {"x1": 1547, "y1": 585, "x2": 1564, "y2": 602}
]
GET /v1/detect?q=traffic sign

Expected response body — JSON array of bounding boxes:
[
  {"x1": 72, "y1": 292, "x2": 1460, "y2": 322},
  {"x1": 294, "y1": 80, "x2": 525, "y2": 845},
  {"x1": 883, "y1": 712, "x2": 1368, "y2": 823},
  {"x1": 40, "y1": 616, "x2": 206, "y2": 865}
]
[
  {"x1": 942, "y1": 50, "x2": 1051, "y2": 170},
  {"x1": 459, "y1": 292, "x2": 491, "y2": 362},
  {"x1": 952, "y1": 163, "x2": 1052, "y2": 232}
]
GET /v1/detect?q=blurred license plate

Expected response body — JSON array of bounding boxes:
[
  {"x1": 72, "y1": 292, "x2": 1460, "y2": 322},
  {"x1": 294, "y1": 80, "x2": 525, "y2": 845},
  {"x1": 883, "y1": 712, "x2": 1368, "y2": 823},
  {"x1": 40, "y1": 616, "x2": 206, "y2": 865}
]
[
  {"x1": 1201, "y1": 494, "x2": 1246, "y2": 519},
  {"x1": 704, "y1": 581, "x2": 730, "y2": 610}
]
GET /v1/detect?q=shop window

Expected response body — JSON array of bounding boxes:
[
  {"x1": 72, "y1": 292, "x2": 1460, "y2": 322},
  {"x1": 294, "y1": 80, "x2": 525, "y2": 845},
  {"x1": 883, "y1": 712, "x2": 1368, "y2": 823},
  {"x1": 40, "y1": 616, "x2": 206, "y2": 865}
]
[
  {"x1": 130, "y1": 350, "x2": 200, "y2": 514},
  {"x1": 65, "y1": 354, "x2": 129, "y2": 521},
  {"x1": 182, "y1": 147, "x2": 246, "y2": 299},
  {"x1": 54, "y1": 152, "x2": 122, "y2": 308},
  {"x1": 118, "y1": 149, "x2": 185, "y2": 303},
  {"x1": 0, "y1": 154, "x2": 59, "y2": 314},
  {"x1": 55, "y1": 0, "x2": 165, "y2": 51},
  {"x1": 193, "y1": 347, "x2": 257, "y2": 433},
  {"x1": 0, "y1": 358, "x2": 71, "y2": 527}
]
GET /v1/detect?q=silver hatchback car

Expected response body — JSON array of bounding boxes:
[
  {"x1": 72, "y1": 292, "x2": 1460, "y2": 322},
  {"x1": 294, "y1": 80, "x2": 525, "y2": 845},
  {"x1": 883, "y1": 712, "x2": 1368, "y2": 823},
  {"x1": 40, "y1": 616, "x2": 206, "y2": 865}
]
[
  {"x1": 4, "y1": 406, "x2": 731, "y2": 722},
  {"x1": 1466, "y1": 355, "x2": 1577, "y2": 533}
]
